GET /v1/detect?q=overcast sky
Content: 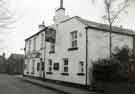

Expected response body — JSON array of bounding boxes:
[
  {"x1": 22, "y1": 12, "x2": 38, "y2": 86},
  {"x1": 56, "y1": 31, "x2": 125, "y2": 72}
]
[{"x1": 1, "y1": 0, "x2": 135, "y2": 57}]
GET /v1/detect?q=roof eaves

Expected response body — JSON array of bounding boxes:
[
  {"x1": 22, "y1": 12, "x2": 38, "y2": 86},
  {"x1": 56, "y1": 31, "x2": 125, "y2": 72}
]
[
  {"x1": 25, "y1": 27, "x2": 48, "y2": 41},
  {"x1": 76, "y1": 17, "x2": 135, "y2": 36}
]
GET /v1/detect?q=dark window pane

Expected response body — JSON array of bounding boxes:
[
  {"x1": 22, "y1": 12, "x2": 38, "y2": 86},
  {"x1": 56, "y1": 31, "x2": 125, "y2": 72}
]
[
  {"x1": 54, "y1": 63, "x2": 59, "y2": 70},
  {"x1": 41, "y1": 62, "x2": 44, "y2": 71},
  {"x1": 37, "y1": 63, "x2": 40, "y2": 71},
  {"x1": 64, "y1": 67, "x2": 68, "y2": 72}
]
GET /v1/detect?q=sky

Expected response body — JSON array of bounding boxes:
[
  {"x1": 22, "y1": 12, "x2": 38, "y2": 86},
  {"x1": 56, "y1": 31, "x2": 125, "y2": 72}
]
[{"x1": 0, "y1": 0, "x2": 135, "y2": 57}]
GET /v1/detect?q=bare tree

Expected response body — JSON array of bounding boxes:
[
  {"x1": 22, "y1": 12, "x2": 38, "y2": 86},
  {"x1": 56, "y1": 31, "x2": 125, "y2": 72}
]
[{"x1": 92, "y1": 0, "x2": 135, "y2": 58}]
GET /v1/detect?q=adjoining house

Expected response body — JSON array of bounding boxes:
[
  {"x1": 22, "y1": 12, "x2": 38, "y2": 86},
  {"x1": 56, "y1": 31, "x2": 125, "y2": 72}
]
[
  {"x1": 7, "y1": 53, "x2": 24, "y2": 74},
  {"x1": 24, "y1": 0, "x2": 135, "y2": 86}
]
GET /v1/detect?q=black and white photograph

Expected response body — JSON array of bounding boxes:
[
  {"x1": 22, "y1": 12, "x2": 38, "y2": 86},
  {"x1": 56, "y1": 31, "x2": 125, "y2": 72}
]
[{"x1": 0, "y1": 0, "x2": 135, "y2": 94}]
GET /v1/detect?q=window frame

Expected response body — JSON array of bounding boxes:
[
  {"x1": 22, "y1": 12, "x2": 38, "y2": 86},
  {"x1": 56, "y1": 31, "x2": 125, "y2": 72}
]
[
  {"x1": 77, "y1": 61, "x2": 85, "y2": 76},
  {"x1": 61, "y1": 58, "x2": 69, "y2": 76},
  {"x1": 49, "y1": 43, "x2": 55, "y2": 54},
  {"x1": 33, "y1": 37, "x2": 37, "y2": 51},
  {"x1": 37, "y1": 62, "x2": 40, "y2": 72},
  {"x1": 68, "y1": 31, "x2": 78, "y2": 51},
  {"x1": 46, "y1": 59, "x2": 53, "y2": 74},
  {"x1": 41, "y1": 33, "x2": 44, "y2": 49},
  {"x1": 71, "y1": 31, "x2": 78, "y2": 48},
  {"x1": 31, "y1": 60, "x2": 35, "y2": 74}
]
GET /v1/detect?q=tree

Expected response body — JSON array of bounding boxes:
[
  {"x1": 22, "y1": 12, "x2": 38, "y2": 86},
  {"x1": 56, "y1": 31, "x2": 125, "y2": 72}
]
[{"x1": 92, "y1": 0, "x2": 135, "y2": 58}]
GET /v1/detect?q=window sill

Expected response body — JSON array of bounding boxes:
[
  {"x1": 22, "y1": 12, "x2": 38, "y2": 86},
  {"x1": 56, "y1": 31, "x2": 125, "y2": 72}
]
[
  {"x1": 61, "y1": 73, "x2": 69, "y2": 76},
  {"x1": 77, "y1": 73, "x2": 85, "y2": 76},
  {"x1": 49, "y1": 51, "x2": 55, "y2": 54},
  {"x1": 46, "y1": 72, "x2": 53, "y2": 74},
  {"x1": 68, "y1": 47, "x2": 78, "y2": 51}
]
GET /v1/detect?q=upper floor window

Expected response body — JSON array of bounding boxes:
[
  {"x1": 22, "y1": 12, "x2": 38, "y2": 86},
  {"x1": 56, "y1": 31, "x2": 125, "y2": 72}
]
[
  {"x1": 33, "y1": 37, "x2": 36, "y2": 51},
  {"x1": 41, "y1": 33, "x2": 44, "y2": 49},
  {"x1": 70, "y1": 31, "x2": 78, "y2": 48},
  {"x1": 49, "y1": 43, "x2": 55, "y2": 53},
  {"x1": 29, "y1": 40, "x2": 31, "y2": 51}
]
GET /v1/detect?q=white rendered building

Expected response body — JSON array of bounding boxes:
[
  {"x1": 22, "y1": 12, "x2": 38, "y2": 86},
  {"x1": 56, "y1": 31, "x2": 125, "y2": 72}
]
[{"x1": 24, "y1": 0, "x2": 135, "y2": 86}]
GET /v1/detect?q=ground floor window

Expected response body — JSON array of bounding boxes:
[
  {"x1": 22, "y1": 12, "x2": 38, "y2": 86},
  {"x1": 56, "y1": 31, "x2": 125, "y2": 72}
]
[
  {"x1": 63, "y1": 58, "x2": 68, "y2": 72},
  {"x1": 53, "y1": 62, "x2": 59, "y2": 71},
  {"x1": 31, "y1": 60, "x2": 35, "y2": 74},
  {"x1": 46, "y1": 59, "x2": 53, "y2": 74},
  {"x1": 37, "y1": 62, "x2": 40, "y2": 72},
  {"x1": 77, "y1": 61, "x2": 85, "y2": 76},
  {"x1": 41, "y1": 62, "x2": 44, "y2": 71},
  {"x1": 61, "y1": 58, "x2": 69, "y2": 75}
]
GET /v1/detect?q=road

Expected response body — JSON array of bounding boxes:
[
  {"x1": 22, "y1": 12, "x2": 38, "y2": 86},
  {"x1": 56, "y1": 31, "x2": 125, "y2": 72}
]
[{"x1": 0, "y1": 74, "x2": 60, "y2": 94}]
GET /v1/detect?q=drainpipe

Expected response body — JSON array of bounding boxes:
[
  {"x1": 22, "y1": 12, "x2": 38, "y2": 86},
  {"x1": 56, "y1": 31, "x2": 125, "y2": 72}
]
[
  {"x1": 132, "y1": 35, "x2": 135, "y2": 79},
  {"x1": 85, "y1": 26, "x2": 88, "y2": 87},
  {"x1": 44, "y1": 30, "x2": 46, "y2": 79},
  {"x1": 23, "y1": 41, "x2": 26, "y2": 76}
]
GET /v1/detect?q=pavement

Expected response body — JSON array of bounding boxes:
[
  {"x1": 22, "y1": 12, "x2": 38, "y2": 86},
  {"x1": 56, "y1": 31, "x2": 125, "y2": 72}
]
[
  {"x1": 0, "y1": 74, "x2": 60, "y2": 94},
  {"x1": 17, "y1": 75, "x2": 100, "y2": 94}
]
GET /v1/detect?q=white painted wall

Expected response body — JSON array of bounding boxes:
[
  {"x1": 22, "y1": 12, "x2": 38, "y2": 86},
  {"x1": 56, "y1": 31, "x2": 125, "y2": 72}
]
[
  {"x1": 24, "y1": 17, "x2": 134, "y2": 86},
  {"x1": 24, "y1": 31, "x2": 46, "y2": 78},
  {"x1": 45, "y1": 18, "x2": 87, "y2": 85}
]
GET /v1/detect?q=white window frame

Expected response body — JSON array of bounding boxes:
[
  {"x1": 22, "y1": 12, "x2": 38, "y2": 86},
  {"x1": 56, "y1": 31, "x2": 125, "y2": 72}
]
[
  {"x1": 63, "y1": 58, "x2": 68, "y2": 73},
  {"x1": 50, "y1": 43, "x2": 55, "y2": 53},
  {"x1": 79, "y1": 61, "x2": 84, "y2": 73},
  {"x1": 48, "y1": 59, "x2": 52, "y2": 72},
  {"x1": 32, "y1": 60, "x2": 35, "y2": 73},
  {"x1": 41, "y1": 33, "x2": 44, "y2": 49},
  {"x1": 70, "y1": 31, "x2": 78, "y2": 48},
  {"x1": 33, "y1": 37, "x2": 36, "y2": 51}
]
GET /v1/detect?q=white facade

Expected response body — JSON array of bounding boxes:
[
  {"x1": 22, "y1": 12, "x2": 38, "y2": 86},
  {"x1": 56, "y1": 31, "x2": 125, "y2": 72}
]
[{"x1": 24, "y1": 0, "x2": 135, "y2": 86}]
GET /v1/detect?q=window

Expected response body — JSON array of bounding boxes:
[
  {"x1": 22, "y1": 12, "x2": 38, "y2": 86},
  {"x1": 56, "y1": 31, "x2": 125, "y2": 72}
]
[
  {"x1": 77, "y1": 61, "x2": 85, "y2": 76},
  {"x1": 33, "y1": 37, "x2": 36, "y2": 51},
  {"x1": 46, "y1": 59, "x2": 53, "y2": 74},
  {"x1": 64, "y1": 58, "x2": 68, "y2": 72},
  {"x1": 29, "y1": 40, "x2": 31, "y2": 51},
  {"x1": 80, "y1": 61, "x2": 84, "y2": 73},
  {"x1": 61, "y1": 58, "x2": 69, "y2": 75},
  {"x1": 41, "y1": 62, "x2": 44, "y2": 71},
  {"x1": 53, "y1": 63, "x2": 59, "y2": 70},
  {"x1": 41, "y1": 33, "x2": 44, "y2": 49},
  {"x1": 24, "y1": 63, "x2": 27, "y2": 70},
  {"x1": 32, "y1": 60, "x2": 35, "y2": 74},
  {"x1": 37, "y1": 63, "x2": 40, "y2": 71},
  {"x1": 71, "y1": 31, "x2": 77, "y2": 48},
  {"x1": 49, "y1": 43, "x2": 55, "y2": 53}
]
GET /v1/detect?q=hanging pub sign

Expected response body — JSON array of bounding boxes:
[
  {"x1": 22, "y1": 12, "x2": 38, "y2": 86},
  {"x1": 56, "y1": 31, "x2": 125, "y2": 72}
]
[
  {"x1": 31, "y1": 51, "x2": 41, "y2": 58},
  {"x1": 45, "y1": 27, "x2": 56, "y2": 43}
]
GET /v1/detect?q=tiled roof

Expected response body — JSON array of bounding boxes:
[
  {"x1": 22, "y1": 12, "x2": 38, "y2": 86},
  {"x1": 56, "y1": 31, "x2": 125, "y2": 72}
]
[{"x1": 75, "y1": 16, "x2": 135, "y2": 36}]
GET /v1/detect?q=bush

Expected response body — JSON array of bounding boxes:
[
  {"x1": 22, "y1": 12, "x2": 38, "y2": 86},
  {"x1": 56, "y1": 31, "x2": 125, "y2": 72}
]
[{"x1": 92, "y1": 46, "x2": 133, "y2": 82}]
